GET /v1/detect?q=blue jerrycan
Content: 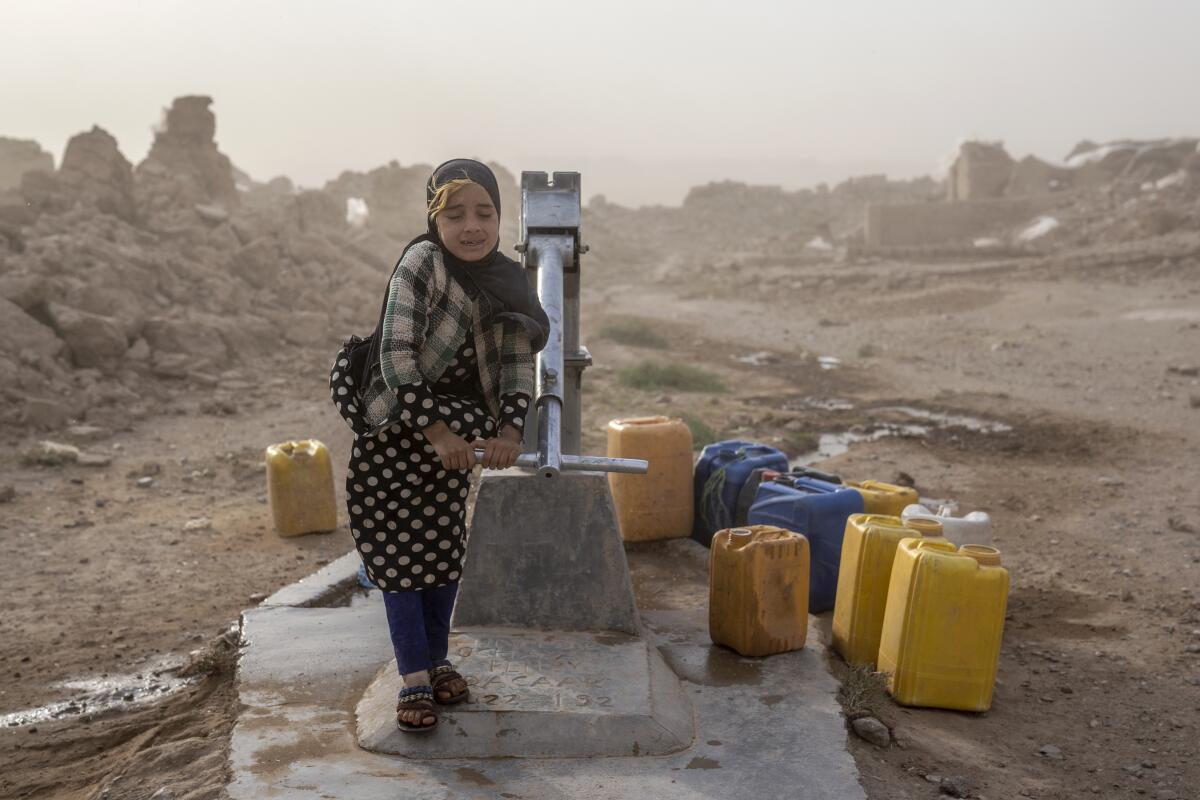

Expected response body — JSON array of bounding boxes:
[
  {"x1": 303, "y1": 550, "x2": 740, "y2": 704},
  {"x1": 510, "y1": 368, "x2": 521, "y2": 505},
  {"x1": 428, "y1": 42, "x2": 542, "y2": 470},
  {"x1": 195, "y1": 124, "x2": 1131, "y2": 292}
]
[
  {"x1": 692, "y1": 440, "x2": 788, "y2": 547},
  {"x1": 747, "y1": 475, "x2": 864, "y2": 612}
]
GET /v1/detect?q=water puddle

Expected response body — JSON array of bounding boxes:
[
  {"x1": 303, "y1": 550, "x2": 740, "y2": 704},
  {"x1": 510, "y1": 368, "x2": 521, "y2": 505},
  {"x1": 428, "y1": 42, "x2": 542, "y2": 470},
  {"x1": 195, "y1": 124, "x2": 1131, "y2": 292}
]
[
  {"x1": 733, "y1": 351, "x2": 779, "y2": 367},
  {"x1": 781, "y1": 396, "x2": 855, "y2": 412},
  {"x1": 875, "y1": 406, "x2": 1012, "y2": 434},
  {"x1": 790, "y1": 406, "x2": 1010, "y2": 468},
  {"x1": 792, "y1": 425, "x2": 926, "y2": 468},
  {"x1": 817, "y1": 356, "x2": 842, "y2": 370},
  {"x1": 1120, "y1": 308, "x2": 1200, "y2": 322},
  {"x1": 1, "y1": 656, "x2": 196, "y2": 728}
]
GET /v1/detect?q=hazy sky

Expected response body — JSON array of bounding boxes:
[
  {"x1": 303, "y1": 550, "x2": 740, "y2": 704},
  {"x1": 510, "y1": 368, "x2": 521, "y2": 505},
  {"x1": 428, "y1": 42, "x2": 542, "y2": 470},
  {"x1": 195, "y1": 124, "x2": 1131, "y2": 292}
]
[{"x1": 4, "y1": 0, "x2": 1199, "y2": 205}]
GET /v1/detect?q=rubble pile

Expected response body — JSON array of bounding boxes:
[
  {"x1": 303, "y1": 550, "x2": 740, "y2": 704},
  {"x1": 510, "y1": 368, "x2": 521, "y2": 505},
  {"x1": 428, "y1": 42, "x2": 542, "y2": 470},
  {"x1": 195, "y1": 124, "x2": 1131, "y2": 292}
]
[
  {"x1": 0, "y1": 96, "x2": 457, "y2": 433},
  {"x1": 2, "y1": 94, "x2": 1196, "y2": 434},
  {"x1": 945, "y1": 138, "x2": 1200, "y2": 248},
  {"x1": 583, "y1": 174, "x2": 941, "y2": 273}
]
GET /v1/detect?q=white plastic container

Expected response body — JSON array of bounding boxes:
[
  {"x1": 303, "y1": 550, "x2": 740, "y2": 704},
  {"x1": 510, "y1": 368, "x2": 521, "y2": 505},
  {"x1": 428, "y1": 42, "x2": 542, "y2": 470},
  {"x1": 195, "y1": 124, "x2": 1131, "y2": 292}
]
[{"x1": 901, "y1": 503, "x2": 993, "y2": 548}]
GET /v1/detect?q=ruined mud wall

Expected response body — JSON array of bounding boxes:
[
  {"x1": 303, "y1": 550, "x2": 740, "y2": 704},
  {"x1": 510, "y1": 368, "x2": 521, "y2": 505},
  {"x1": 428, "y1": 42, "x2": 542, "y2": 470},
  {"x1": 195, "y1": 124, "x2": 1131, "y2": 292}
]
[{"x1": 865, "y1": 197, "x2": 1059, "y2": 248}]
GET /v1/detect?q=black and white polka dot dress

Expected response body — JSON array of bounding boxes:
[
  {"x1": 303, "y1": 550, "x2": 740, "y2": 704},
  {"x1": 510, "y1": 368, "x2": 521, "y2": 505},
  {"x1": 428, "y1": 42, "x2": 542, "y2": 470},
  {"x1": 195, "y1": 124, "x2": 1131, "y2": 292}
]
[{"x1": 345, "y1": 332, "x2": 529, "y2": 592}]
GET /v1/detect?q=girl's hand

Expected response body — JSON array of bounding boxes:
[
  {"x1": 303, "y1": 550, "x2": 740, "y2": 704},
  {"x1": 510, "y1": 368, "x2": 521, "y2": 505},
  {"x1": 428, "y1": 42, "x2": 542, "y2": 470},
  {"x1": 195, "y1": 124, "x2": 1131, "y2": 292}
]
[
  {"x1": 423, "y1": 421, "x2": 476, "y2": 470},
  {"x1": 479, "y1": 432, "x2": 521, "y2": 469}
]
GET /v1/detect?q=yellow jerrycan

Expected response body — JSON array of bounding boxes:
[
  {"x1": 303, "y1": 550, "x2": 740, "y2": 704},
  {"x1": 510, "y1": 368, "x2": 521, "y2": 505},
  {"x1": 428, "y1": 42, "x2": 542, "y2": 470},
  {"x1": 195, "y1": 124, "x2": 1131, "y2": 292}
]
[
  {"x1": 831, "y1": 515, "x2": 945, "y2": 667},
  {"x1": 265, "y1": 440, "x2": 338, "y2": 537},
  {"x1": 877, "y1": 540, "x2": 1009, "y2": 712},
  {"x1": 606, "y1": 416, "x2": 694, "y2": 541},
  {"x1": 845, "y1": 480, "x2": 919, "y2": 517},
  {"x1": 709, "y1": 525, "x2": 810, "y2": 657}
]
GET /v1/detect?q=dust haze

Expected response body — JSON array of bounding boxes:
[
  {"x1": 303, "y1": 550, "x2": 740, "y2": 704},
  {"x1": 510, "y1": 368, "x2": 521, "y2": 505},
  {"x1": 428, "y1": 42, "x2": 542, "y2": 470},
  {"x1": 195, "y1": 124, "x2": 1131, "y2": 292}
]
[{"x1": 2, "y1": 3, "x2": 1199, "y2": 799}]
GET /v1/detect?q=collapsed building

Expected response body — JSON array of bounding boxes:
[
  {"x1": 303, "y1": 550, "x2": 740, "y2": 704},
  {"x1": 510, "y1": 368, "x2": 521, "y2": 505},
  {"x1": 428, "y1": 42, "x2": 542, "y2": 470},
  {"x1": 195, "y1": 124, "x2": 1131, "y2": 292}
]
[{"x1": 867, "y1": 138, "x2": 1200, "y2": 250}]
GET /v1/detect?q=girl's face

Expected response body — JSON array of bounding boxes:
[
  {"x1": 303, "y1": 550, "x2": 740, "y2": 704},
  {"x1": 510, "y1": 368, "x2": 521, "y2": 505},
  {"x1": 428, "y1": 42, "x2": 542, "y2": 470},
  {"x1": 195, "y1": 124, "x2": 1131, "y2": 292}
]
[{"x1": 434, "y1": 182, "x2": 499, "y2": 262}]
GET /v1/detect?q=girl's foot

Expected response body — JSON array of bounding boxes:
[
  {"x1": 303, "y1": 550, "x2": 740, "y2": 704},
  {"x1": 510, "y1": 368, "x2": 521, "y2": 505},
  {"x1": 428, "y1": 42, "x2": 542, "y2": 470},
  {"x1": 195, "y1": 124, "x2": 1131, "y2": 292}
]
[
  {"x1": 430, "y1": 661, "x2": 469, "y2": 704},
  {"x1": 396, "y1": 685, "x2": 437, "y2": 732}
]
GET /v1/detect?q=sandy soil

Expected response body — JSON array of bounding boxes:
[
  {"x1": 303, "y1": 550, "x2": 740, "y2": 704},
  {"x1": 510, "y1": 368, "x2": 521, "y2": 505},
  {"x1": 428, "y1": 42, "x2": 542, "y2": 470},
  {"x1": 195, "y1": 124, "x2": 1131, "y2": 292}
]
[{"x1": 2, "y1": 242, "x2": 1198, "y2": 799}]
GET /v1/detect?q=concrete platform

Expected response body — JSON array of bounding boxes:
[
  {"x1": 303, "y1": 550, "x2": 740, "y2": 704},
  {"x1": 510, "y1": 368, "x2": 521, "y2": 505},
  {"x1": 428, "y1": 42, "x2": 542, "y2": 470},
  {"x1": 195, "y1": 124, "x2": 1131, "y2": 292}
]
[
  {"x1": 357, "y1": 629, "x2": 693, "y2": 758},
  {"x1": 227, "y1": 539, "x2": 866, "y2": 799}
]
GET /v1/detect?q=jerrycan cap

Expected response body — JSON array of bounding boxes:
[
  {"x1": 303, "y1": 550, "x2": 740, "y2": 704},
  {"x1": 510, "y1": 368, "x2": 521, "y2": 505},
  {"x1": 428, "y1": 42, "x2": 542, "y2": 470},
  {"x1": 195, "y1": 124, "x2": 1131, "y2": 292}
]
[
  {"x1": 725, "y1": 527, "x2": 756, "y2": 551},
  {"x1": 610, "y1": 415, "x2": 671, "y2": 427},
  {"x1": 903, "y1": 517, "x2": 944, "y2": 537},
  {"x1": 960, "y1": 545, "x2": 1002, "y2": 566}
]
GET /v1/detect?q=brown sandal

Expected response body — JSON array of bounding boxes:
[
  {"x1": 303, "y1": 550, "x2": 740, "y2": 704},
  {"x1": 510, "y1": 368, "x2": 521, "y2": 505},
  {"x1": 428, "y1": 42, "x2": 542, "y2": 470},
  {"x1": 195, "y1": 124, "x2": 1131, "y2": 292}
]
[
  {"x1": 396, "y1": 685, "x2": 438, "y2": 732},
  {"x1": 429, "y1": 663, "x2": 469, "y2": 705}
]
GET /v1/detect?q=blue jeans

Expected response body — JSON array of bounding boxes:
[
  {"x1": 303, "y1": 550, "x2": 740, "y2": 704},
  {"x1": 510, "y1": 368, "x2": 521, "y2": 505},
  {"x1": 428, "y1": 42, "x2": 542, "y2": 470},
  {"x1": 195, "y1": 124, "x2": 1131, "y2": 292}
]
[{"x1": 381, "y1": 582, "x2": 460, "y2": 677}]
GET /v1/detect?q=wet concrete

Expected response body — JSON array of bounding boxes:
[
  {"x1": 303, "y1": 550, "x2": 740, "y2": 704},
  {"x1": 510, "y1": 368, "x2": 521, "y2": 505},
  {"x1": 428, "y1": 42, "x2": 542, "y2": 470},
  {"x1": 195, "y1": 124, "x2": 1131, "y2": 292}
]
[{"x1": 227, "y1": 539, "x2": 865, "y2": 799}]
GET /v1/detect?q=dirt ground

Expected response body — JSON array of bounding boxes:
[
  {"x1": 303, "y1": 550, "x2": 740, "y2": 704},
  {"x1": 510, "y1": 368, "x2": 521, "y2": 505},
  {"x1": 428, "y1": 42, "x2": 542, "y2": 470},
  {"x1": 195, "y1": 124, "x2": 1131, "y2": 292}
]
[{"x1": 2, "y1": 239, "x2": 1199, "y2": 799}]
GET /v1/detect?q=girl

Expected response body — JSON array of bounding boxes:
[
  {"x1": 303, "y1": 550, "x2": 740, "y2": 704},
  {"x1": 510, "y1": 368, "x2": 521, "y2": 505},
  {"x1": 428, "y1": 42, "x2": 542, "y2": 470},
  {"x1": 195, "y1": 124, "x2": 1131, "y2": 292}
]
[{"x1": 337, "y1": 159, "x2": 548, "y2": 732}]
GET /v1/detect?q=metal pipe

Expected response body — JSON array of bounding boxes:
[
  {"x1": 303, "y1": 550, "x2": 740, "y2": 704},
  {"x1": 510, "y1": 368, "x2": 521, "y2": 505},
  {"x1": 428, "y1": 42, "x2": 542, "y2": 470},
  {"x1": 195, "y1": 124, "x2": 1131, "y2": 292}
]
[
  {"x1": 472, "y1": 449, "x2": 647, "y2": 474},
  {"x1": 532, "y1": 235, "x2": 567, "y2": 477},
  {"x1": 537, "y1": 397, "x2": 562, "y2": 478}
]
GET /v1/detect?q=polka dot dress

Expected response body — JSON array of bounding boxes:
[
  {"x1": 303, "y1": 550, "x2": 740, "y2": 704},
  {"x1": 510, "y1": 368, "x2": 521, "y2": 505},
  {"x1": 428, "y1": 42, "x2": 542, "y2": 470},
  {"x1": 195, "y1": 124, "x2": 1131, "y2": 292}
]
[{"x1": 345, "y1": 333, "x2": 529, "y2": 592}]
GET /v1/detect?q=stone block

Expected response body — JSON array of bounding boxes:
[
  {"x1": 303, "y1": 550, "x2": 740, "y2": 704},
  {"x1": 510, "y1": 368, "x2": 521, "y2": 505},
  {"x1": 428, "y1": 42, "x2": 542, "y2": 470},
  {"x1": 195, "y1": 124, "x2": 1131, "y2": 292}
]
[{"x1": 453, "y1": 471, "x2": 639, "y2": 634}]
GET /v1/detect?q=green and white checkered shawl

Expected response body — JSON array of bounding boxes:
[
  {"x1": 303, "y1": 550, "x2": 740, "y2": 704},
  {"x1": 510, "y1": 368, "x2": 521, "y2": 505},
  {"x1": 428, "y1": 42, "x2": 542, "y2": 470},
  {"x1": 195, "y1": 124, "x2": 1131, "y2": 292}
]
[{"x1": 359, "y1": 240, "x2": 535, "y2": 431}]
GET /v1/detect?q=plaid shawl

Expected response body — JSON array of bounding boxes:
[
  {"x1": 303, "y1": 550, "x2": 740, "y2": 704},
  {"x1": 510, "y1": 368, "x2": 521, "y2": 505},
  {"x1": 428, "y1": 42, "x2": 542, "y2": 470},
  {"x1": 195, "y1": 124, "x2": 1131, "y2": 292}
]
[{"x1": 359, "y1": 240, "x2": 535, "y2": 430}]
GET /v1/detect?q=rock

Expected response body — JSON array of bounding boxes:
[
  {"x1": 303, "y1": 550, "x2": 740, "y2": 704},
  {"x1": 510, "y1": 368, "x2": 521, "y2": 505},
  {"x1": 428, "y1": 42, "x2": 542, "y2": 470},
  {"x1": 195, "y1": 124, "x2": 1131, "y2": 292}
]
[
  {"x1": 1097, "y1": 476, "x2": 1124, "y2": 487},
  {"x1": 19, "y1": 398, "x2": 73, "y2": 430},
  {"x1": 1166, "y1": 365, "x2": 1199, "y2": 377},
  {"x1": 150, "y1": 352, "x2": 194, "y2": 379},
  {"x1": 850, "y1": 716, "x2": 890, "y2": 748},
  {"x1": 1168, "y1": 516, "x2": 1197, "y2": 534},
  {"x1": 45, "y1": 303, "x2": 128, "y2": 373},
  {"x1": 183, "y1": 517, "x2": 212, "y2": 531},
  {"x1": 0, "y1": 297, "x2": 65, "y2": 364},
  {"x1": 198, "y1": 398, "x2": 237, "y2": 416},
  {"x1": 62, "y1": 424, "x2": 112, "y2": 443},
  {"x1": 0, "y1": 272, "x2": 53, "y2": 314},
  {"x1": 277, "y1": 310, "x2": 333, "y2": 348},
  {"x1": 135, "y1": 476, "x2": 154, "y2": 488},
  {"x1": 58, "y1": 126, "x2": 137, "y2": 221},
  {"x1": 784, "y1": 419, "x2": 806, "y2": 432},
  {"x1": 0, "y1": 137, "x2": 54, "y2": 191},
  {"x1": 125, "y1": 337, "x2": 151, "y2": 362},
  {"x1": 193, "y1": 203, "x2": 229, "y2": 224},
  {"x1": 1184, "y1": 644, "x2": 1200, "y2": 654},
  {"x1": 0, "y1": 485, "x2": 15, "y2": 503},
  {"x1": 22, "y1": 440, "x2": 81, "y2": 466},
  {"x1": 77, "y1": 452, "x2": 112, "y2": 467},
  {"x1": 939, "y1": 775, "x2": 972, "y2": 798},
  {"x1": 1038, "y1": 743, "x2": 1063, "y2": 760},
  {"x1": 248, "y1": 592, "x2": 268, "y2": 603},
  {"x1": 893, "y1": 470, "x2": 916, "y2": 488},
  {"x1": 142, "y1": 315, "x2": 230, "y2": 363},
  {"x1": 135, "y1": 96, "x2": 239, "y2": 209}
]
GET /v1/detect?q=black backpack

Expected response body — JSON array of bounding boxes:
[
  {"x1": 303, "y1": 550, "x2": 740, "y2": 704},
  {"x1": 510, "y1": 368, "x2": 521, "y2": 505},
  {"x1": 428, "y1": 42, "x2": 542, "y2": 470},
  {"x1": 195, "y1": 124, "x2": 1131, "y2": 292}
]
[{"x1": 328, "y1": 258, "x2": 401, "y2": 437}]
